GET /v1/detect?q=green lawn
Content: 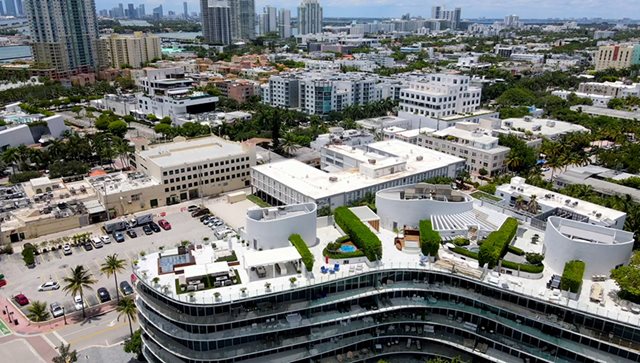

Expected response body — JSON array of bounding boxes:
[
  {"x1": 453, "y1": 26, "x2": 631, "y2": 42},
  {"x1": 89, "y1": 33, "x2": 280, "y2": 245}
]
[
  {"x1": 247, "y1": 194, "x2": 271, "y2": 208},
  {"x1": 471, "y1": 191, "x2": 502, "y2": 202}
]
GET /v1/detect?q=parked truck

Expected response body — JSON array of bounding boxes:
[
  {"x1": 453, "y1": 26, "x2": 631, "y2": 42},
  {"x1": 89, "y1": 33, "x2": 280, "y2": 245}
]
[
  {"x1": 129, "y1": 213, "x2": 153, "y2": 227},
  {"x1": 104, "y1": 219, "x2": 129, "y2": 234}
]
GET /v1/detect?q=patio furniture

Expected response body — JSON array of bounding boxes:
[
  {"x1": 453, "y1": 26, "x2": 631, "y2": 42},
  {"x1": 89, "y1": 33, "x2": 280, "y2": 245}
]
[{"x1": 334, "y1": 263, "x2": 340, "y2": 272}]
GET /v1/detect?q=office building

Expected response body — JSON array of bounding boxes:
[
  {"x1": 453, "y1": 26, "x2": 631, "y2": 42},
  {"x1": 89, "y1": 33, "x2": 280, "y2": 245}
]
[
  {"x1": 278, "y1": 8, "x2": 291, "y2": 38},
  {"x1": 201, "y1": 0, "x2": 232, "y2": 45},
  {"x1": 594, "y1": 44, "x2": 640, "y2": 71},
  {"x1": 15, "y1": 0, "x2": 21, "y2": 15},
  {"x1": 98, "y1": 32, "x2": 162, "y2": 69},
  {"x1": 251, "y1": 139, "x2": 465, "y2": 209},
  {"x1": 431, "y1": 4, "x2": 461, "y2": 30},
  {"x1": 0, "y1": 2, "x2": 4, "y2": 15},
  {"x1": 416, "y1": 122, "x2": 509, "y2": 177},
  {"x1": 504, "y1": 14, "x2": 521, "y2": 28},
  {"x1": 127, "y1": 3, "x2": 136, "y2": 18},
  {"x1": 137, "y1": 4, "x2": 145, "y2": 17},
  {"x1": 431, "y1": 5, "x2": 441, "y2": 19},
  {"x1": 134, "y1": 136, "x2": 256, "y2": 205},
  {"x1": 25, "y1": 0, "x2": 99, "y2": 76},
  {"x1": 4, "y1": 0, "x2": 15, "y2": 16},
  {"x1": 260, "y1": 5, "x2": 277, "y2": 35},
  {"x1": 298, "y1": 0, "x2": 322, "y2": 35},
  {"x1": 238, "y1": 0, "x2": 255, "y2": 39},
  {"x1": 183, "y1": 1, "x2": 188, "y2": 18},
  {"x1": 152, "y1": 5, "x2": 162, "y2": 19}
]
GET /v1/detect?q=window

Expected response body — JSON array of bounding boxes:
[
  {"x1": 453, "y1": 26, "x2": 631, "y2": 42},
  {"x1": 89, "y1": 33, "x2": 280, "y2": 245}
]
[{"x1": 164, "y1": 188, "x2": 169, "y2": 192}]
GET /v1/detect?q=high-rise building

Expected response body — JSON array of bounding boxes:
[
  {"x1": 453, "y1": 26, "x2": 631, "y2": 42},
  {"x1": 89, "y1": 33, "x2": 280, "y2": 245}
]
[
  {"x1": 137, "y1": 4, "x2": 145, "y2": 17},
  {"x1": 4, "y1": 0, "x2": 16, "y2": 16},
  {"x1": 278, "y1": 8, "x2": 291, "y2": 38},
  {"x1": 431, "y1": 5, "x2": 441, "y2": 19},
  {"x1": 183, "y1": 1, "x2": 188, "y2": 18},
  {"x1": 98, "y1": 32, "x2": 162, "y2": 69},
  {"x1": 118, "y1": 3, "x2": 124, "y2": 17},
  {"x1": 298, "y1": 0, "x2": 322, "y2": 35},
  {"x1": 0, "y1": 2, "x2": 5, "y2": 16},
  {"x1": 25, "y1": 0, "x2": 99, "y2": 76},
  {"x1": 504, "y1": 14, "x2": 520, "y2": 28},
  {"x1": 595, "y1": 44, "x2": 640, "y2": 71},
  {"x1": 14, "y1": 0, "x2": 21, "y2": 15},
  {"x1": 260, "y1": 5, "x2": 277, "y2": 35},
  {"x1": 238, "y1": 0, "x2": 255, "y2": 39},
  {"x1": 152, "y1": 5, "x2": 162, "y2": 19},
  {"x1": 201, "y1": 0, "x2": 232, "y2": 45},
  {"x1": 127, "y1": 3, "x2": 136, "y2": 19}
]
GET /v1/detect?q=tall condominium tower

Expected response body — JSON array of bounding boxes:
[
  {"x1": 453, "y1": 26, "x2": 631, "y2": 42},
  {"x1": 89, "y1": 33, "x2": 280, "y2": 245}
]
[
  {"x1": 5, "y1": 0, "x2": 16, "y2": 16},
  {"x1": 15, "y1": 0, "x2": 22, "y2": 15},
  {"x1": 201, "y1": 0, "x2": 232, "y2": 45},
  {"x1": 297, "y1": 0, "x2": 322, "y2": 35},
  {"x1": 260, "y1": 5, "x2": 277, "y2": 35},
  {"x1": 227, "y1": 0, "x2": 255, "y2": 41},
  {"x1": 278, "y1": 8, "x2": 291, "y2": 38},
  {"x1": 25, "y1": 0, "x2": 99, "y2": 76}
]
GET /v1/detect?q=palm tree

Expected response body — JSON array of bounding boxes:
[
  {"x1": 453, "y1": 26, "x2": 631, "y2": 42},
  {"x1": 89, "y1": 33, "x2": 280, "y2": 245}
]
[
  {"x1": 27, "y1": 301, "x2": 50, "y2": 322},
  {"x1": 117, "y1": 297, "x2": 138, "y2": 337},
  {"x1": 505, "y1": 153, "x2": 523, "y2": 173},
  {"x1": 527, "y1": 194, "x2": 539, "y2": 214},
  {"x1": 53, "y1": 343, "x2": 77, "y2": 363},
  {"x1": 514, "y1": 196, "x2": 526, "y2": 211},
  {"x1": 63, "y1": 265, "x2": 97, "y2": 318},
  {"x1": 281, "y1": 133, "x2": 300, "y2": 156},
  {"x1": 1, "y1": 147, "x2": 20, "y2": 173},
  {"x1": 101, "y1": 254, "x2": 126, "y2": 302}
]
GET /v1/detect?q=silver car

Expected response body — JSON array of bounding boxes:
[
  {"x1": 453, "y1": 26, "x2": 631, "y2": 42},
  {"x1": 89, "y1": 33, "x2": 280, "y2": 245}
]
[
  {"x1": 38, "y1": 281, "x2": 60, "y2": 291},
  {"x1": 50, "y1": 302, "x2": 64, "y2": 318}
]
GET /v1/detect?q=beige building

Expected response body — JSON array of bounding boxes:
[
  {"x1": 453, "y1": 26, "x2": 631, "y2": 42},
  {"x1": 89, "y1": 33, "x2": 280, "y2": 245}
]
[
  {"x1": 416, "y1": 122, "x2": 509, "y2": 177},
  {"x1": 133, "y1": 136, "x2": 256, "y2": 205},
  {"x1": 99, "y1": 32, "x2": 162, "y2": 69},
  {"x1": 594, "y1": 44, "x2": 640, "y2": 71},
  {"x1": 88, "y1": 172, "x2": 165, "y2": 218}
]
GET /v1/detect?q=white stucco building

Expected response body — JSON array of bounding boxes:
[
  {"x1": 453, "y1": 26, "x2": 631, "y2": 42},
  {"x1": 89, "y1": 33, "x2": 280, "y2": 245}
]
[
  {"x1": 243, "y1": 203, "x2": 317, "y2": 250},
  {"x1": 544, "y1": 217, "x2": 634, "y2": 276}
]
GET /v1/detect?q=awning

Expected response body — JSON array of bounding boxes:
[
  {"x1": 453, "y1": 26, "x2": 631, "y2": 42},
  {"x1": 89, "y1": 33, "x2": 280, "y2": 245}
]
[{"x1": 243, "y1": 246, "x2": 301, "y2": 269}]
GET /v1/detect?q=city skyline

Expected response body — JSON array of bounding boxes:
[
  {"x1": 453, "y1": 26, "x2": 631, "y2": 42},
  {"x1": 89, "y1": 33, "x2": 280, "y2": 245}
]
[{"x1": 94, "y1": 0, "x2": 640, "y2": 19}]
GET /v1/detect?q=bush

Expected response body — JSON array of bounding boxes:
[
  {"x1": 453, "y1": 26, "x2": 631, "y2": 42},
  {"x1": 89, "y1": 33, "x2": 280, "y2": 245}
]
[
  {"x1": 507, "y1": 245, "x2": 525, "y2": 256},
  {"x1": 452, "y1": 237, "x2": 470, "y2": 247},
  {"x1": 22, "y1": 245, "x2": 35, "y2": 266},
  {"x1": 289, "y1": 234, "x2": 314, "y2": 272},
  {"x1": 322, "y1": 246, "x2": 365, "y2": 259},
  {"x1": 478, "y1": 183, "x2": 497, "y2": 194},
  {"x1": 525, "y1": 252, "x2": 544, "y2": 265},
  {"x1": 10, "y1": 171, "x2": 42, "y2": 184},
  {"x1": 560, "y1": 260, "x2": 585, "y2": 293},
  {"x1": 214, "y1": 251, "x2": 237, "y2": 262},
  {"x1": 501, "y1": 260, "x2": 544, "y2": 273},
  {"x1": 334, "y1": 206, "x2": 382, "y2": 261},
  {"x1": 450, "y1": 246, "x2": 479, "y2": 260},
  {"x1": 335, "y1": 235, "x2": 351, "y2": 244},
  {"x1": 478, "y1": 218, "x2": 518, "y2": 268},
  {"x1": 1, "y1": 244, "x2": 13, "y2": 254},
  {"x1": 419, "y1": 220, "x2": 441, "y2": 257}
]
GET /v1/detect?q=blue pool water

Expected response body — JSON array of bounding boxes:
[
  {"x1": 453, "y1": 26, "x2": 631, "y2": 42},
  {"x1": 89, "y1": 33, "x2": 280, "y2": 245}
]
[{"x1": 339, "y1": 245, "x2": 357, "y2": 253}]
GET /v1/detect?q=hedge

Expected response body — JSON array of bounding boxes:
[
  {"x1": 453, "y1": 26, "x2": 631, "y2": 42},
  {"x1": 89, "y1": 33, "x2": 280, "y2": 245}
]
[
  {"x1": 322, "y1": 246, "x2": 366, "y2": 260},
  {"x1": 22, "y1": 245, "x2": 35, "y2": 266},
  {"x1": 478, "y1": 217, "x2": 518, "y2": 268},
  {"x1": 289, "y1": 234, "x2": 314, "y2": 271},
  {"x1": 561, "y1": 260, "x2": 585, "y2": 293},
  {"x1": 507, "y1": 245, "x2": 525, "y2": 256},
  {"x1": 334, "y1": 206, "x2": 382, "y2": 261},
  {"x1": 501, "y1": 260, "x2": 544, "y2": 274},
  {"x1": 419, "y1": 220, "x2": 441, "y2": 258},
  {"x1": 450, "y1": 246, "x2": 479, "y2": 260}
]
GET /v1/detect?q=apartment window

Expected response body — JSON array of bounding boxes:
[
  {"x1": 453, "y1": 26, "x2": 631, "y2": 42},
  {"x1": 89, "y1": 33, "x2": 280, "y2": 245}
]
[
  {"x1": 188, "y1": 183, "x2": 193, "y2": 188},
  {"x1": 163, "y1": 171, "x2": 167, "y2": 176},
  {"x1": 215, "y1": 162, "x2": 219, "y2": 167},
  {"x1": 225, "y1": 160, "x2": 229, "y2": 165},
  {"x1": 170, "y1": 178, "x2": 174, "y2": 183},
  {"x1": 181, "y1": 176, "x2": 186, "y2": 181},
  {"x1": 187, "y1": 175, "x2": 192, "y2": 180},
  {"x1": 180, "y1": 168, "x2": 185, "y2": 173},
  {"x1": 171, "y1": 186, "x2": 175, "y2": 191},
  {"x1": 164, "y1": 188, "x2": 169, "y2": 192},
  {"x1": 163, "y1": 180, "x2": 168, "y2": 184},
  {"x1": 186, "y1": 167, "x2": 191, "y2": 172},
  {"x1": 169, "y1": 170, "x2": 173, "y2": 175}
]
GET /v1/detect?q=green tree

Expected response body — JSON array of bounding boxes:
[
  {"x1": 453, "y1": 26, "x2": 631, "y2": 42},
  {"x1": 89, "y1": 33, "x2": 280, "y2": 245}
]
[
  {"x1": 62, "y1": 265, "x2": 97, "y2": 318},
  {"x1": 123, "y1": 329, "x2": 143, "y2": 361},
  {"x1": 117, "y1": 297, "x2": 138, "y2": 336},
  {"x1": 608, "y1": 98, "x2": 625, "y2": 110},
  {"x1": 52, "y1": 343, "x2": 78, "y2": 363},
  {"x1": 108, "y1": 120, "x2": 128, "y2": 138},
  {"x1": 100, "y1": 254, "x2": 127, "y2": 302},
  {"x1": 27, "y1": 301, "x2": 50, "y2": 322}
]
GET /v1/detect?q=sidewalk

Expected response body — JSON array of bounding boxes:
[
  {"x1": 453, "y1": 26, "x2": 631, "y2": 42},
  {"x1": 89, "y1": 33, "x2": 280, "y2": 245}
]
[{"x1": 0, "y1": 297, "x2": 119, "y2": 336}]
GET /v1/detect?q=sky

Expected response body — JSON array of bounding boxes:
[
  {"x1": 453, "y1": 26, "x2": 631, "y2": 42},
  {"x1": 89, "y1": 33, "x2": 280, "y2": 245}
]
[{"x1": 97, "y1": 0, "x2": 639, "y2": 20}]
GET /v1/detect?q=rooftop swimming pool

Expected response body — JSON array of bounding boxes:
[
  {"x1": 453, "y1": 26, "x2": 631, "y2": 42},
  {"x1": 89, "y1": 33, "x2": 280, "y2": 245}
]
[{"x1": 339, "y1": 245, "x2": 357, "y2": 253}]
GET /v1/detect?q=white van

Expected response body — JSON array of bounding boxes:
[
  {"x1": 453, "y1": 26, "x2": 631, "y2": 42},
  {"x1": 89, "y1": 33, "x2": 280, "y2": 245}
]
[{"x1": 91, "y1": 236, "x2": 103, "y2": 248}]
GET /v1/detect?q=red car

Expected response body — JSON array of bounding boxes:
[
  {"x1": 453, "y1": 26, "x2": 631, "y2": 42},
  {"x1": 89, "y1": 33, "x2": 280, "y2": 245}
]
[
  {"x1": 14, "y1": 294, "x2": 29, "y2": 306},
  {"x1": 158, "y1": 219, "x2": 171, "y2": 230}
]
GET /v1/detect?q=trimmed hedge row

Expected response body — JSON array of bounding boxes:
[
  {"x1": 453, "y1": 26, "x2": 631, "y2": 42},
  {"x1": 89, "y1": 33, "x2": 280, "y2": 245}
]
[
  {"x1": 450, "y1": 246, "x2": 479, "y2": 260},
  {"x1": 507, "y1": 245, "x2": 525, "y2": 256},
  {"x1": 501, "y1": 260, "x2": 544, "y2": 274},
  {"x1": 289, "y1": 234, "x2": 314, "y2": 272},
  {"x1": 479, "y1": 217, "x2": 518, "y2": 268},
  {"x1": 561, "y1": 260, "x2": 585, "y2": 293},
  {"x1": 334, "y1": 206, "x2": 382, "y2": 261},
  {"x1": 322, "y1": 246, "x2": 365, "y2": 260},
  {"x1": 419, "y1": 220, "x2": 441, "y2": 258}
]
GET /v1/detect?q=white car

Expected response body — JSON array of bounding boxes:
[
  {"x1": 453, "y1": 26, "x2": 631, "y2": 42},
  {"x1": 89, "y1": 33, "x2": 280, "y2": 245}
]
[
  {"x1": 38, "y1": 281, "x2": 60, "y2": 291},
  {"x1": 73, "y1": 295, "x2": 85, "y2": 311},
  {"x1": 63, "y1": 244, "x2": 72, "y2": 255},
  {"x1": 50, "y1": 302, "x2": 64, "y2": 318},
  {"x1": 100, "y1": 235, "x2": 111, "y2": 244}
]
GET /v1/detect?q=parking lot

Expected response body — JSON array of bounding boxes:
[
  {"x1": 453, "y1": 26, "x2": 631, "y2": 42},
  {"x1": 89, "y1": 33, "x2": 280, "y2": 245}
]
[{"x1": 0, "y1": 195, "x2": 256, "y2": 321}]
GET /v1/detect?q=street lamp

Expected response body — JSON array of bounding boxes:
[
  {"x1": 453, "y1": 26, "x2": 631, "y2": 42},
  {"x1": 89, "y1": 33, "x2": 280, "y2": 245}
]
[{"x1": 62, "y1": 308, "x2": 67, "y2": 325}]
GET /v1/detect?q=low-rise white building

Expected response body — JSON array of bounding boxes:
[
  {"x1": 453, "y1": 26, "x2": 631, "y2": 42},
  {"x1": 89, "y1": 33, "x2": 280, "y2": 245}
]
[
  {"x1": 500, "y1": 116, "x2": 589, "y2": 140},
  {"x1": 552, "y1": 90, "x2": 611, "y2": 108},
  {"x1": 310, "y1": 128, "x2": 374, "y2": 151},
  {"x1": 243, "y1": 203, "x2": 317, "y2": 250},
  {"x1": 0, "y1": 115, "x2": 68, "y2": 149}
]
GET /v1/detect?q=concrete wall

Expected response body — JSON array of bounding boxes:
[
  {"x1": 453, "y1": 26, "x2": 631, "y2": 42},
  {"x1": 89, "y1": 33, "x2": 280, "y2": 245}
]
[
  {"x1": 0, "y1": 125, "x2": 34, "y2": 149},
  {"x1": 544, "y1": 217, "x2": 634, "y2": 276},
  {"x1": 245, "y1": 203, "x2": 317, "y2": 250},
  {"x1": 44, "y1": 115, "x2": 69, "y2": 138}
]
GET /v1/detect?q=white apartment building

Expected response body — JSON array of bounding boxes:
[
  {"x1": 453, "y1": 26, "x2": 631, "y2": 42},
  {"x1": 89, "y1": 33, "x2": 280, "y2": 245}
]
[
  {"x1": 594, "y1": 44, "x2": 640, "y2": 71},
  {"x1": 552, "y1": 90, "x2": 612, "y2": 108},
  {"x1": 417, "y1": 122, "x2": 509, "y2": 177},
  {"x1": 98, "y1": 32, "x2": 162, "y2": 69},
  {"x1": 310, "y1": 128, "x2": 374, "y2": 151},
  {"x1": 251, "y1": 139, "x2": 465, "y2": 209},
  {"x1": 133, "y1": 136, "x2": 256, "y2": 204},
  {"x1": 578, "y1": 81, "x2": 640, "y2": 98}
]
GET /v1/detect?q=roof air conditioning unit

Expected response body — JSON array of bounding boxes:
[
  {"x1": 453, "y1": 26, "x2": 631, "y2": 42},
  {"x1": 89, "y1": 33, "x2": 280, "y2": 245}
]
[
  {"x1": 416, "y1": 156, "x2": 423, "y2": 161},
  {"x1": 329, "y1": 176, "x2": 338, "y2": 182},
  {"x1": 524, "y1": 116, "x2": 532, "y2": 122}
]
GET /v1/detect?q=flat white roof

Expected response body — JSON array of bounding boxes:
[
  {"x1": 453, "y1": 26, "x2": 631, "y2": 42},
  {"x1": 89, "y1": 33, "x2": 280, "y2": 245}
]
[
  {"x1": 183, "y1": 261, "x2": 230, "y2": 279},
  {"x1": 252, "y1": 140, "x2": 464, "y2": 200},
  {"x1": 502, "y1": 117, "x2": 589, "y2": 137},
  {"x1": 432, "y1": 125, "x2": 501, "y2": 146},
  {"x1": 138, "y1": 136, "x2": 249, "y2": 168},
  {"x1": 243, "y1": 246, "x2": 300, "y2": 268}
]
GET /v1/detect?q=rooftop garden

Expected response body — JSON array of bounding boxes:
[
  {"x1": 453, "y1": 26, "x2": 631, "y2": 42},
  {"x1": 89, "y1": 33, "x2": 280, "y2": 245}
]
[
  {"x1": 419, "y1": 220, "x2": 441, "y2": 258},
  {"x1": 478, "y1": 217, "x2": 518, "y2": 268},
  {"x1": 289, "y1": 234, "x2": 314, "y2": 272},
  {"x1": 174, "y1": 268, "x2": 242, "y2": 295},
  {"x1": 334, "y1": 206, "x2": 382, "y2": 261},
  {"x1": 611, "y1": 251, "x2": 640, "y2": 303},
  {"x1": 560, "y1": 260, "x2": 585, "y2": 294},
  {"x1": 324, "y1": 235, "x2": 365, "y2": 260}
]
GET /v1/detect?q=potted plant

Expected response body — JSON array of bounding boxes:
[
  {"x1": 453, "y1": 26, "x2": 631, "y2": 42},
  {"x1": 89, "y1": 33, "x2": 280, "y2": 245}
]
[
  {"x1": 188, "y1": 291, "x2": 196, "y2": 301},
  {"x1": 265, "y1": 282, "x2": 271, "y2": 291},
  {"x1": 214, "y1": 292, "x2": 221, "y2": 301},
  {"x1": 240, "y1": 287, "x2": 247, "y2": 296},
  {"x1": 289, "y1": 277, "x2": 297, "y2": 286},
  {"x1": 132, "y1": 259, "x2": 139, "y2": 267},
  {"x1": 152, "y1": 277, "x2": 160, "y2": 286},
  {"x1": 140, "y1": 251, "x2": 146, "y2": 260}
]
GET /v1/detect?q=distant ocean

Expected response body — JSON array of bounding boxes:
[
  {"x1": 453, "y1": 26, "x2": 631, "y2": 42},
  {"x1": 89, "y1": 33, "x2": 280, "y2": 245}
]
[{"x1": 0, "y1": 45, "x2": 31, "y2": 62}]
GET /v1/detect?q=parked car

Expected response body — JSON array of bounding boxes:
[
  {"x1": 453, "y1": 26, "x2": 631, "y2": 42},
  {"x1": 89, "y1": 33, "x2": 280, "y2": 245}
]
[
  {"x1": 38, "y1": 281, "x2": 60, "y2": 291},
  {"x1": 83, "y1": 242, "x2": 93, "y2": 251},
  {"x1": 63, "y1": 244, "x2": 72, "y2": 255},
  {"x1": 199, "y1": 214, "x2": 212, "y2": 222},
  {"x1": 191, "y1": 208, "x2": 210, "y2": 217},
  {"x1": 113, "y1": 231, "x2": 125, "y2": 243},
  {"x1": 50, "y1": 302, "x2": 64, "y2": 318},
  {"x1": 158, "y1": 219, "x2": 171, "y2": 230},
  {"x1": 97, "y1": 287, "x2": 111, "y2": 303},
  {"x1": 148, "y1": 221, "x2": 161, "y2": 233},
  {"x1": 126, "y1": 229, "x2": 138, "y2": 238},
  {"x1": 100, "y1": 235, "x2": 112, "y2": 244},
  {"x1": 187, "y1": 205, "x2": 199, "y2": 212},
  {"x1": 90, "y1": 236, "x2": 103, "y2": 249},
  {"x1": 120, "y1": 281, "x2": 133, "y2": 296},
  {"x1": 14, "y1": 294, "x2": 29, "y2": 306},
  {"x1": 142, "y1": 225, "x2": 153, "y2": 235},
  {"x1": 73, "y1": 295, "x2": 85, "y2": 311}
]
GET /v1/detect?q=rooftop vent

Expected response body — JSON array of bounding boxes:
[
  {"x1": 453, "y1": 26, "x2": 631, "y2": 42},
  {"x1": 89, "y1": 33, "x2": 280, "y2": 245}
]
[
  {"x1": 368, "y1": 159, "x2": 377, "y2": 165},
  {"x1": 546, "y1": 120, "x2": 556, "y2": 128},
  {"x1": 416, "y1": 155, "x2": 423, "y2": 161},
  {"x1": 329, "y1": 176, "x2": 338, "y2": 182},
  {"x1": 524, "y1": 116, "x2": 533, "y2": 122}
]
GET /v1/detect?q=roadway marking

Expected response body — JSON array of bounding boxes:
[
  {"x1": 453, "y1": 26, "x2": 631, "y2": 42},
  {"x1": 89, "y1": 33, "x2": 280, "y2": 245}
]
[
  {"x1": 65, "y1": 321, "x2": 127, "y2": 346},
  {"x1": 0, "y1": 319, "x2": 12, "y2": 336},
  {"x1": 52, "y1": 331, "x2": 68, "y2": 346},
  {"x1": 107, "y1": 319, "x2": 118, "y2": 327}
]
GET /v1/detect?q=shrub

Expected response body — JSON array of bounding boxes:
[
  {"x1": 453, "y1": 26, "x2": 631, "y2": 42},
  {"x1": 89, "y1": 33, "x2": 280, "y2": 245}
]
[
  {"x1": 507, "y1": 245, "x2": 525, "y2": 256},
  {"x1": 334, "y1": 206, "x2": 382, "y2": 261},
  {"x1": 501, "y1": 260, "x2": 544, "y2": 273},
  {"x1": 419, "y1": 220, "x2": 441, "y2": 257},
  {"x1": 215, "y1": 251, "x2": 238, "y2": 262},
  {"x1": 289, "y1": 234, "x2": 314, "y2": 272},
  {"x1": 478, "y1": 218, "x2": 518, "y2": 268},
  {"x1": 560, "y1": 260, "x2": 585, "y2": 293},
  {"x1": 322, "y1": 246, "x2": 365, "y2": 259},
  {"x1": 525, "y1": 252, "x2": 544, "y2": 265},
  {"x1": 335, "y1": 235, "x2": 351, "y2": 244},
  {"x1": 452, "y1": 237, "x2": 470, "y2": 247},
  {"x1": 450, "y1": 246, "x2": 479, "y2": 260},
  {"x1": 22, "y1": 245, "x2": 35, "y2": 266},
  {"x1": 10, "y1": 171, "x2": 42, "y2": 184}
]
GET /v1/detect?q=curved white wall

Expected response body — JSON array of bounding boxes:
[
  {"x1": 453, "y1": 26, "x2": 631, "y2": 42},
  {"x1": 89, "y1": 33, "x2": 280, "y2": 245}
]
[
  {"x1": 245, "y1": 203, "x2": 317, "y2": 250},
  {"x1": 544, "y1": 216, "x2": 634, "y2": 276},
  {"x1": 376, "y1": 185, "x2": 474, "y2": 230}
]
